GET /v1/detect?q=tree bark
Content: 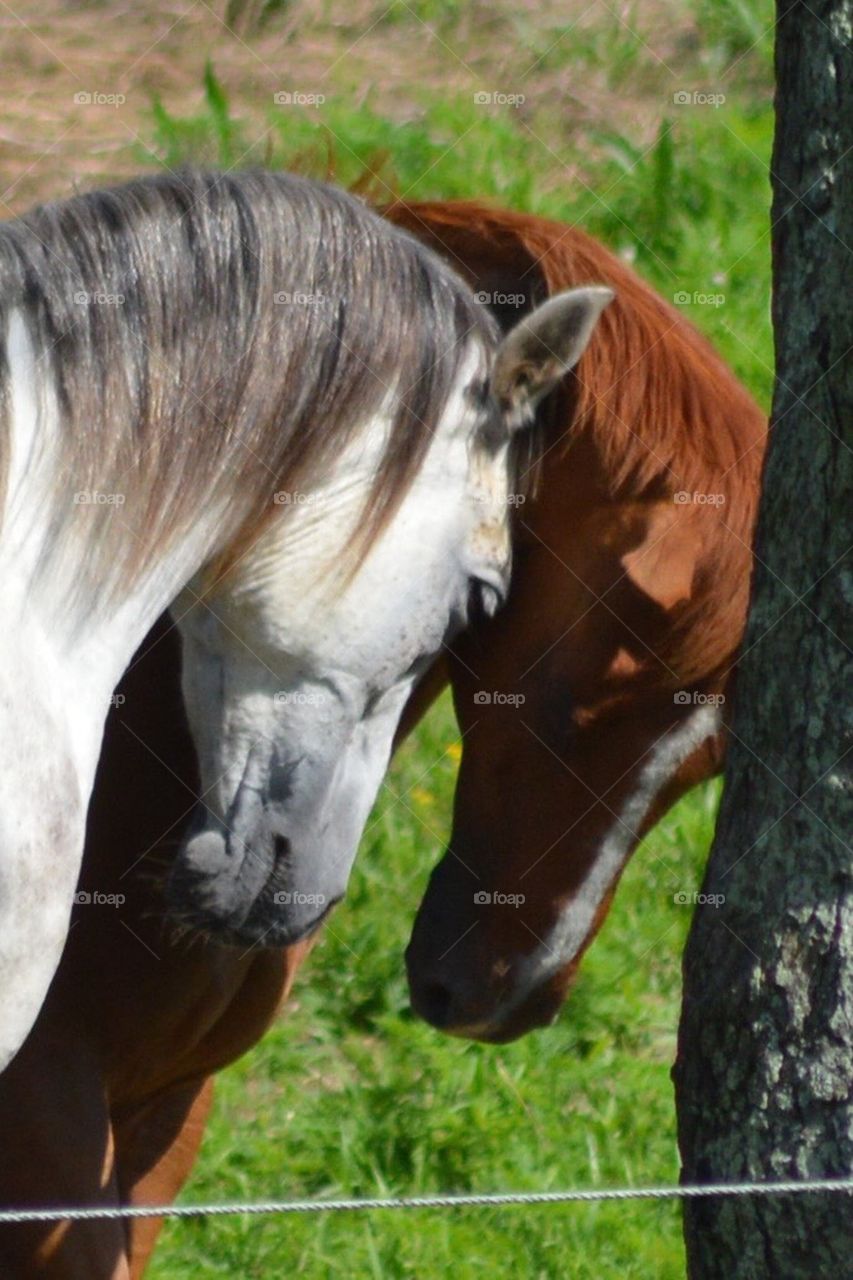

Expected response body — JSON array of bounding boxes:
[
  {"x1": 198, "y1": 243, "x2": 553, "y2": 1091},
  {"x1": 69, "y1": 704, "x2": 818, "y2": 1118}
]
[{"x1": 673, "y1": 3, "x2": 853, "y2": 1277}]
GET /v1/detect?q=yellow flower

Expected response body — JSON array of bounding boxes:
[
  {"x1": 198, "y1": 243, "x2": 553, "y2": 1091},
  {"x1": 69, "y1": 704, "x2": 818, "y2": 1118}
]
[
  {"x1": 446, "y1": 742, "x2": 462, "y2": 763},
  {"x1": 410, "y1": 787, "x2": 435, "y2": 808}
]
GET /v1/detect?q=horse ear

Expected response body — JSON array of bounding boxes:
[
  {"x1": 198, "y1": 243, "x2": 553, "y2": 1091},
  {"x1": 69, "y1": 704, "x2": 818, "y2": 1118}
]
[
  {"x1": 490, "y1": 286, "x2": 614, "y2": 430},
  {"x1": 620, "y1": 501, "x2": 704, "y2": 611}
]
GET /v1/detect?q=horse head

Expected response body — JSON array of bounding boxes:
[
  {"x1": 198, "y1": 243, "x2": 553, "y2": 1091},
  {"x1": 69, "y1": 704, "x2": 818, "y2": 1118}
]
[{"x1": 168, "y1": 281, "x2": 614, "y2": 947}]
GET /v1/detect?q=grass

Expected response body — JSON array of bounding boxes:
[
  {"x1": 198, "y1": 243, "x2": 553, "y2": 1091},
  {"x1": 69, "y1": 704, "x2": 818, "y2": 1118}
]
[
  {"x1": 150, "y1": 694, "x2": 722, "y2": 1279},
  {"x1": 145, "y1": 2, "x2": 774, "y2": 1275}
]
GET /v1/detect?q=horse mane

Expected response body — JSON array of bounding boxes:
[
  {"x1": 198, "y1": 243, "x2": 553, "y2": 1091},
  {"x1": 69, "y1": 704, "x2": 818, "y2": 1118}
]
[
  {"x1": 383, "y1": 199, "x2": 769, "y2": 686},
  {"x1": 0, "y1": 172, "x2": 496, "y2": 612},
  {"x1": 384, "y1": 200, "x2": 767, "y2": 533}
]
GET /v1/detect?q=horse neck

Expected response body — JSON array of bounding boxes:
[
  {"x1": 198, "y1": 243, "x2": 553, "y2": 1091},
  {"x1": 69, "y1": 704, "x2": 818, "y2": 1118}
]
[
  {"x1": 0, "y1": 512, "x2": 223, "y2": 779},
  {"x1": 1, "y1": 365, "x2": 232, "y2": 797},
  {"x1": 516, "y1": 213, "x2": 769, "y2": 696},
  {"x1": 0, "y1": 340, "x2": 232, "y2": 1068},
  {"x1": 569, "y1": 425, "x2": 762, "y2": 694}
]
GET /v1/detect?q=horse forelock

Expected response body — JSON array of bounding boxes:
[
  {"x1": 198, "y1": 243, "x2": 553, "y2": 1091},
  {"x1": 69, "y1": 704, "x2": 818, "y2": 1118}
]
[{"x1": 0, "y1": 171, "x2": 497, "y2": 616}]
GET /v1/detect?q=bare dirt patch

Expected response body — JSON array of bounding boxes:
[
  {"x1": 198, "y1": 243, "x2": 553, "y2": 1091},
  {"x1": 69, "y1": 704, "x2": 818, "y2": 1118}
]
[{"x1": 0, "y1": 0, "x2": 708, "y2": 212}]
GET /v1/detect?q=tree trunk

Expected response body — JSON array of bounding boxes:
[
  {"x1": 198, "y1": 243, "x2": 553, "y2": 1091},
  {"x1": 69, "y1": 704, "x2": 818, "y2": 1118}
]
[{"x1": 673, "y1": 3, "x2": 853, "y2": 1277}]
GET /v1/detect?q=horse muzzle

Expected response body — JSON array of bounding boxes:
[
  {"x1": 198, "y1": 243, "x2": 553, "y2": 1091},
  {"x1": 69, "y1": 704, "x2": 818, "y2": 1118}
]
[
  {"x1": 405, "y1": 888, "x2": 572, "y2": 1042},
  {"x1": 167, "y1": 815, "x2": 341, "y2": 947}
]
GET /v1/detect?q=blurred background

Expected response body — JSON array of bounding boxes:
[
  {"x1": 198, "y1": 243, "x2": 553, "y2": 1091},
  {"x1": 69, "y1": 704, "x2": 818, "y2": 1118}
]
[{"x1": 0, "y1": 3, "x2": 774, "y2": 1274}]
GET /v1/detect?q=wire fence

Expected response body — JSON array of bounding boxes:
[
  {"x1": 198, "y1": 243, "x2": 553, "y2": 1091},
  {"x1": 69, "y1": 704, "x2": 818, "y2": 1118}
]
[{"x1": 1, "y1": 1177, "x2": 851, "y2": 1225}]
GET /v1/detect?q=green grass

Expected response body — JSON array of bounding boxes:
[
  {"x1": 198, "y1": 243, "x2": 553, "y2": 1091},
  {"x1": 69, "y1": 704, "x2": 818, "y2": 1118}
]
[
  {"x1": 145, "y1": 3, "x2": 774, "y2": 1274},
  {"x1": 150, "y1": 694, "x2": 722, "y2": 1279}
]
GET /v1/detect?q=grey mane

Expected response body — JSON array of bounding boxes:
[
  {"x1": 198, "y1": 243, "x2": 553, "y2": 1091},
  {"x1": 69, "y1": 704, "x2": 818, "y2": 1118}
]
[{"x1": 0, "y1": 168, "x2": 498, "y2": 607}]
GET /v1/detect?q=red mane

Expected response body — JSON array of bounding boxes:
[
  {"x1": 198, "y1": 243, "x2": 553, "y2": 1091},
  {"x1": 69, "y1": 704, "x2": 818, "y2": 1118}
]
[{"x1": 386, "y1": 198, "x2": 768, "y2": 684}]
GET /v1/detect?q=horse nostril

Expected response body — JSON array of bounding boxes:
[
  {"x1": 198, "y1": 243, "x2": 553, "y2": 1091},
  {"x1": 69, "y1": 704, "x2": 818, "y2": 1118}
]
[
  {"x1": 272, "y1": 834, "x2": 290, "y2": 861},
  {"x1": 417, "y1": 981, "x2": 455, "y2": 1028}
]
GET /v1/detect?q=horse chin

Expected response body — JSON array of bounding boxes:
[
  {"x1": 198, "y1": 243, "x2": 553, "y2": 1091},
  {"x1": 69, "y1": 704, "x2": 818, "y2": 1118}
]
[
  {"x1": 460, "y1": 994, "x2": 563, "y2": 1043},
  {"x1": 227, "y1": 894, "x2": 339, "y2": 948},
  {"x1": 470, "y1": 963, "x2": 576, "y2": 1043},
  {"x1": 166, "y1": 890, "x2": 338, "y2": 949}
]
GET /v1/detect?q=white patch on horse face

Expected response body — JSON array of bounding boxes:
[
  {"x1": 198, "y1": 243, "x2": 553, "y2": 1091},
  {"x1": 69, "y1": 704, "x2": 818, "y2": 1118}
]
[
  {"x1": 173, "y1": 342, "x2": 515, "y2": 939},
  {"x1": 508, "y1": 706, "x2": 723, "y2": 1005}
]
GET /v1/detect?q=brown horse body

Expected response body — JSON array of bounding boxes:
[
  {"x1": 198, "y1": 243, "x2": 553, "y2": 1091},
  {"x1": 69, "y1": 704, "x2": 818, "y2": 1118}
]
[{"x1": 0, "y1": 201, "x2": 766, "y2": 1277}]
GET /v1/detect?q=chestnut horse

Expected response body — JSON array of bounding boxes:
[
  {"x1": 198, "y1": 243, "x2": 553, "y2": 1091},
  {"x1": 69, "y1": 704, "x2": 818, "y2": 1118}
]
[
  {"x1": 0, "y1": 200, "x2": 766, "y2": 1278},
  {"x1": 391, "y1": 201, "x2": 766, "y2": 1042}
]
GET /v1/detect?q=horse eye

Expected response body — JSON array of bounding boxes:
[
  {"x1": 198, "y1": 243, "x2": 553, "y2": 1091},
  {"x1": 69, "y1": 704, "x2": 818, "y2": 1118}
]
[
  {"x1": 467, "y1": 376, "x2": 490, "y2": 407},
  {"x1": 468, "y1": 578, "x2": 503, "y2": 626}
]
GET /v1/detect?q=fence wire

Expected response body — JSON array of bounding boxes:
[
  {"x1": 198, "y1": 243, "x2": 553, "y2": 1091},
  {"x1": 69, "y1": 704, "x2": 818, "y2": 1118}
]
[{"x1": 1, "y1": 1177, "x2": 851, "y2": 1225}]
